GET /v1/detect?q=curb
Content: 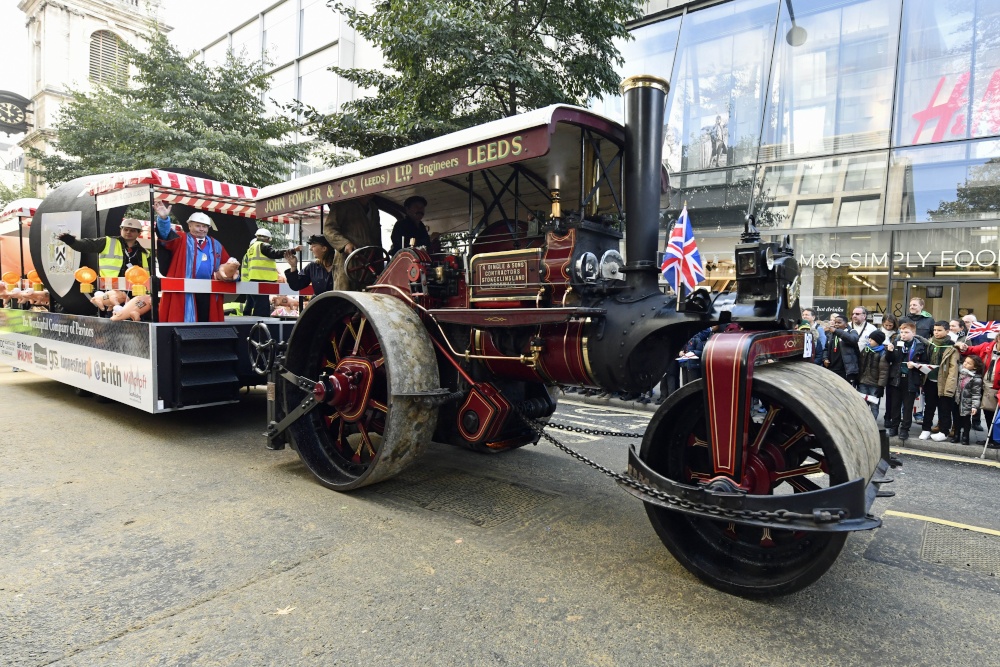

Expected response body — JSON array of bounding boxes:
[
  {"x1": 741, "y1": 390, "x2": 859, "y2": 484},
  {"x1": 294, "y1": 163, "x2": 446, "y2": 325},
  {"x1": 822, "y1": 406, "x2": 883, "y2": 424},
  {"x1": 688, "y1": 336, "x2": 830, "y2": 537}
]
[{"x1": 560, "y1": 391, "x2": 1000, "y2": 462}]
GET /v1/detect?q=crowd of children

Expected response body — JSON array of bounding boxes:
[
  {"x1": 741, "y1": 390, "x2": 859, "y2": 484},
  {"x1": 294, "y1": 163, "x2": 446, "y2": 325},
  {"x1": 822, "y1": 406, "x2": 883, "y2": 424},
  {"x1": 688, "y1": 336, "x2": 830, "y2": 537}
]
[{"x1": 807, "y1": 304, "x2": 999, "y2": 450}]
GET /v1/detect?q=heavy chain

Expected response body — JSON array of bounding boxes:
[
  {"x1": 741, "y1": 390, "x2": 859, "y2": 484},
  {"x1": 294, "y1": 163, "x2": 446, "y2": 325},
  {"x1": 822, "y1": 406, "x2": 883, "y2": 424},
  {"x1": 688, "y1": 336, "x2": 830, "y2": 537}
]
[
  {"x1": 538, "y1": 420, "x2": 643, "y2": 439},
  {"x1": 518, "y1": 410, "x2": 843, "y2": 526}
]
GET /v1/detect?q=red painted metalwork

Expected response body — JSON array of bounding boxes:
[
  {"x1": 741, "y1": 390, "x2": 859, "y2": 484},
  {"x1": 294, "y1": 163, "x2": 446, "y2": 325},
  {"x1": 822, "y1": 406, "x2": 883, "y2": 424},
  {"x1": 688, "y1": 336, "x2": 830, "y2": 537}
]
[
  {"x1": 457, "y1": 383, "x2": 511, "y2": 443},
  {"x1": 701, "y1": 330, "x2": 808, "y2": 482},
  {"x1": 540, "y1": 229, "x2": 574, "y2": 303}
]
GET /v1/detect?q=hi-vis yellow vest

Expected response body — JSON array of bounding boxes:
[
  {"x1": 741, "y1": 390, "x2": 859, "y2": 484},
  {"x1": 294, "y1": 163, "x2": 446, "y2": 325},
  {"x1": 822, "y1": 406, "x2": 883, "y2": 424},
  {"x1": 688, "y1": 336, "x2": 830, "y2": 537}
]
[
  {"x1": 241, "y1": 240, "x2": 278, "y2": 281},
  {"x1": 99, "y1": 237, "x2": 148, "y2": 277}
]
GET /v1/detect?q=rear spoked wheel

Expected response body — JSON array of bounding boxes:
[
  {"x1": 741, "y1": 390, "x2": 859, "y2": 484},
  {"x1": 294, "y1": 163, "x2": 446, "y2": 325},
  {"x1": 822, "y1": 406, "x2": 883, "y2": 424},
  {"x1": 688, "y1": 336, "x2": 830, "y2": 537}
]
[{"x1": 641, "y1": 362, "x2": 879, "y2": 597}]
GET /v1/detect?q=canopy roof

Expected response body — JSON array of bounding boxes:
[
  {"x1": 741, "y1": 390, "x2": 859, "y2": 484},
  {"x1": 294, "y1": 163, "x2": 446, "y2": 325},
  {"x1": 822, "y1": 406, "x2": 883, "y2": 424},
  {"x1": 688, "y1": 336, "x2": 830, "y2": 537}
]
[
  {"x1": 0, "y1": 198, "x2": 43, "y2": 236},
  {"x1": 85, "y1": 169, "x2": 317, "y2": 225},
  {"x1": 0, "y1": 197, "x2": 42, "y2": 223},
  {"x1": 255, "y1": 105, "x2": 625, "y2": 234}
]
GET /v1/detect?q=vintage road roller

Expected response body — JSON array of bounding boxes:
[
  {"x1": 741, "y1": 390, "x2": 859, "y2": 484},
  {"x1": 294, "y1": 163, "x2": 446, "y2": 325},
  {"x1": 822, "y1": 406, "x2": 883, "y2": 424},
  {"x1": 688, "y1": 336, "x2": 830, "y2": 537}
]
[{"x1": 255, "y1": 75, "x2": 892, "y2": 596}]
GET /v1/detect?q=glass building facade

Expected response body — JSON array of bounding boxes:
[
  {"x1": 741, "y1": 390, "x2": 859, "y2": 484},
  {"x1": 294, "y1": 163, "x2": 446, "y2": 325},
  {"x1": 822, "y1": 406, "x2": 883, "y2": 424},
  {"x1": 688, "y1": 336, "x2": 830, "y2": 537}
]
[{"x1": 609, "y1": 0, "x2": 1000, "y2": 322}]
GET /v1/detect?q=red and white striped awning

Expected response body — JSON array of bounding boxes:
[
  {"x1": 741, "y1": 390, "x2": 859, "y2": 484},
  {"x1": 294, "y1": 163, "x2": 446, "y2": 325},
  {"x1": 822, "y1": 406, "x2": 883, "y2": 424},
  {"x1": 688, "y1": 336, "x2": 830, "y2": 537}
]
[
  {"x1": 0, "y1": 198, "x2": 42, "y2": 223},
  {"x1": 98, "y1": 276, "x2": 313, "y2": 296},
  {"x1": 86, "y1": 170, "x2": 317, "y2": 225}
]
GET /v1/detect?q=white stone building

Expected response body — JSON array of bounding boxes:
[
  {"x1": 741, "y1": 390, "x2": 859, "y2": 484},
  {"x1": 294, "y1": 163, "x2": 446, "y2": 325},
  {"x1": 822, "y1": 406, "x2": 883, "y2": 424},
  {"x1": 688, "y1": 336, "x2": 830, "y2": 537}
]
[{"x1": 16, "y1": 0, "x2": 170, "y2": 194}]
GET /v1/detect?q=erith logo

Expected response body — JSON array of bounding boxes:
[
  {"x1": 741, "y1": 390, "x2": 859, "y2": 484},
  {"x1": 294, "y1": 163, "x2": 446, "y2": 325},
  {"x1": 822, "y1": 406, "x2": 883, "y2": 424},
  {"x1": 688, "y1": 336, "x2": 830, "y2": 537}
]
[{"x1": 93, "y1": 361, "x2": 122, "y2": 387}]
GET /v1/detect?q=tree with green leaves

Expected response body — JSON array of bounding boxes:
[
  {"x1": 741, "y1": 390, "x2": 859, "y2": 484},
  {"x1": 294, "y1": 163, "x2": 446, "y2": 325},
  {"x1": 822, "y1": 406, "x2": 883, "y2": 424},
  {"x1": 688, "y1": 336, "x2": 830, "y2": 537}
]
[
  {"x1": 302, "y1": 0, "x2": 644, "y2": 160},
  {"x1": 31, "y1": 32, "x2": 306, "y2": 189},
  {"x1": 0, "y1": 181, "x2": 35, "y2": 209}
]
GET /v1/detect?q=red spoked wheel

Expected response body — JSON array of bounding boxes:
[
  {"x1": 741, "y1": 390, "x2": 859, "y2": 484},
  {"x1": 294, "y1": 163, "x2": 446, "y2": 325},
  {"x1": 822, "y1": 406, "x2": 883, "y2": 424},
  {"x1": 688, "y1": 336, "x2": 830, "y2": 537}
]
[
  {"x1": 314, "y1": 310, "x2": 389, "y2": 471},
  {"x1": 283, "y1": 292, "x2": 439, "y2": 490},
  {"x1": 640, "y1": 362, "x2": 880, "y2": 597}
]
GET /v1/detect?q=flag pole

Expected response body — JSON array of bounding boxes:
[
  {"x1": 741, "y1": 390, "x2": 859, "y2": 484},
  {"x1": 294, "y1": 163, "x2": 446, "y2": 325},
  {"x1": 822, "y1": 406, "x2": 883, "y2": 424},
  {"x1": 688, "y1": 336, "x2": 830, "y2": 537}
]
[{"x1": 675, "y1": 202, "x2": 687, "y2": 312}]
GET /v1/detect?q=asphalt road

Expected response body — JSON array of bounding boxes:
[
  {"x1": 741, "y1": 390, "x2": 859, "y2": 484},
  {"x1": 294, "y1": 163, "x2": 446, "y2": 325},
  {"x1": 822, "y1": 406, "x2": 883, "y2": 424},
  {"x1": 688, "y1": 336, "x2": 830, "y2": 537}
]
[{"x1": 2, "y1": 370, "x2": 999, "y2": 666}]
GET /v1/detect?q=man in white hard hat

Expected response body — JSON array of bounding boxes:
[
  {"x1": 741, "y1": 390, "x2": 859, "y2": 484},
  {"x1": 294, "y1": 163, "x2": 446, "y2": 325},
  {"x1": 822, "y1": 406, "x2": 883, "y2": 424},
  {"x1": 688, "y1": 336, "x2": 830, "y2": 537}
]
[
  {"x1": 153, "y1": 202, "x2": 239, "y2": 322},
  {"x1": 57, "y1": 218, "x2": 150, "y2": 279},
  {"x1": 241, "y1": 227, "x2": 286, "y2": 317}
]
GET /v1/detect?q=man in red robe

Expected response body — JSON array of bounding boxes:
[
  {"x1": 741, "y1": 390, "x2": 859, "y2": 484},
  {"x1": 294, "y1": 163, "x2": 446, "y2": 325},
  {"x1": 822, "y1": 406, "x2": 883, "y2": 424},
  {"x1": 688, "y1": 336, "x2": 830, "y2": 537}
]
[{"x1": 153, "y1": 202, "x2": 239, "y2": 322}]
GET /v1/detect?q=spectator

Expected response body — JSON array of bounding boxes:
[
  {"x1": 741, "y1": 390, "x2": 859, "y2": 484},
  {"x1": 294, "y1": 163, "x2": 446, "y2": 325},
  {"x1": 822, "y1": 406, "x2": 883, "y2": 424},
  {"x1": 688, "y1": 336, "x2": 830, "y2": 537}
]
[
  {"x1": 918, "y1": 321, "x2": 960, "y2": 442},
  {"x1": 678, "y1": 326, "x2": 715, "y2": 384},
  {"x1": 900, "y1": 297, "x2": 934, "y2": 339},
  {"x1": 949, "y1": 318, "x2": 965, "y2": 343},
  {"x1": 952, "y1": 355, "x2": 984, "y2": 445},
  {"x1": 849, "y1": 305, "x2": 877, "y2": 350},
  {"x1": 957, "y1": 335, "x2": 1000, "y2": 447},
  {"x1": 799, "y1": 321, "x2": 824, "y2": 365},
  {"x1": 882, "y1": 316, "x2": 902, "y2": 434},
  {"x1": 858, "y1": 330, "x2": 890, "y2": 419},
  {"x1": 962, "y1": 313, "x2": 990, "y2": 346},
  {"x1": 824, "y1": 314, "x2": 861, "y2": 386},
  {"x1": 895, "y1": 322, "x2": 926, "y2": 442},
  {"x1": 801, "y1": 307, "x2": 827, "y2": 360}
]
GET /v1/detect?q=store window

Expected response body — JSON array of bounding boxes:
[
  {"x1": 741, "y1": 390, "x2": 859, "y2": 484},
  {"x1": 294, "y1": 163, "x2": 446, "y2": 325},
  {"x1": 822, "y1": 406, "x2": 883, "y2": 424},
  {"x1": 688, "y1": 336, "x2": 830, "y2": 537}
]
[
  {"x1": 89, "y1": 30, "x2": 128, "y2": 86},
  {"x1": 888, "y1": 137, "x2": 1000, "y2": 224},
  {"x1": 264, "y1": 1, "x2": 298, "y2": 65},
  {"x1": 664, "y1": 0, "x2": 778, "y2": 173},
  {"x1": 895, "y1": 0, "x2": 1000, "y2": 147},
  {"x1": 593, "y1": 17, "x2": 682, "y2": 122},
  {"x1": 792, "y1": 230, "x2": 894, "y2": 317},
  {"x1": 301, "y1": 0, "x2": 340, "y2": 56},
  {"x1": 760, "y1": 0, "x2": 901, "y2": 161}
]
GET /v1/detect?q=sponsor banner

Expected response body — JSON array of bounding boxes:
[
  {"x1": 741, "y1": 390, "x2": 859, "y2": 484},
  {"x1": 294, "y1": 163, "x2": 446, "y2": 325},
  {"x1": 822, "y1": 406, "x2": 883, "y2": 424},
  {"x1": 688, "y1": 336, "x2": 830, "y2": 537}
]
[
  {"x1": 0, "y1": 329, "x2": 155, "y2": 411},
  {"x1": 0, "y1": 310, "x2": 151, "y2": 358}
]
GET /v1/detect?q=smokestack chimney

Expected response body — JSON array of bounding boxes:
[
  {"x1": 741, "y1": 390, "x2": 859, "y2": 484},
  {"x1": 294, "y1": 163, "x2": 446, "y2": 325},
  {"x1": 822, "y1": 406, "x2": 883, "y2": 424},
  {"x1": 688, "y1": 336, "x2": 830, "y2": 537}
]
[{"x1": 621, "y1": 75, "x2": 669, "y2": 285}]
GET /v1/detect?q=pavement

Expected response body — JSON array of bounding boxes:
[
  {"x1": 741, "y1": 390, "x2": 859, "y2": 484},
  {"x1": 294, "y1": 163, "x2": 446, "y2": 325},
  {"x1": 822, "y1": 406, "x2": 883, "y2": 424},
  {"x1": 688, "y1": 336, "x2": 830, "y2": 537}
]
[{"x1": 561, "y1": 389, "x2": 1000, "y2": 463}]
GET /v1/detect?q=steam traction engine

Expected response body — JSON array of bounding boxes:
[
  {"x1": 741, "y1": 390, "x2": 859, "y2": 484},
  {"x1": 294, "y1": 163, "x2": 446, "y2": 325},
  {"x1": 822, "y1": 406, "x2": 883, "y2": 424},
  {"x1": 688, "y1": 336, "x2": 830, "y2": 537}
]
[{"x1": 256, "y1": 75, "x2": 892, "y2": 596}]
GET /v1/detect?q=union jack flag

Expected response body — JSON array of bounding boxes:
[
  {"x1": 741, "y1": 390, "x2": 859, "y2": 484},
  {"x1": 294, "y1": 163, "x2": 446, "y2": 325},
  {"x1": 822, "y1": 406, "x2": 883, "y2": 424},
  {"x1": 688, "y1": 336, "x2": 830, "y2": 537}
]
[
  {"x1": 661, "y1": 206, "x2": 705, "y2": 293},
  {"x1": 968, "y1": 320, "x2": 1000, "y2": 338}
]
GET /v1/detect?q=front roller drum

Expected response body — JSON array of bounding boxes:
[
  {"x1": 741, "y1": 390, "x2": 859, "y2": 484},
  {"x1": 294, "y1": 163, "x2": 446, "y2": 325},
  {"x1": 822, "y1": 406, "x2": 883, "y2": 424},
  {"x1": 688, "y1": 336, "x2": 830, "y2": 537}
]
[
  {"x1": 640, "y1": 362, "x2": 881, "y2": 597},
  {"x1": 281, "y1": 292, "x2": 440, "y2": 490}
]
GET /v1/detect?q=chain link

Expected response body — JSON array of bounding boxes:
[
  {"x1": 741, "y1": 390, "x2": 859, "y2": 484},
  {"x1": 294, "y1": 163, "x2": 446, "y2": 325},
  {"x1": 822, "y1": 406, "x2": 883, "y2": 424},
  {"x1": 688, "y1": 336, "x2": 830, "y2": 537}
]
[
  {"x1": 540, "y1": 421, "x2": 644, "y2": 439},
  {"x1": 520, "y1": 410, "x2": 844, "y2": 526}
]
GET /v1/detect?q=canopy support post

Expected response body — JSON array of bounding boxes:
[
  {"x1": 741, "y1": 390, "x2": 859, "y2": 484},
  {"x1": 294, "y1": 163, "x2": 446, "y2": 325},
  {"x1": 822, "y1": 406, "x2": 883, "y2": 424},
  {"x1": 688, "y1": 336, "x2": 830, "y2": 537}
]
[{"x1": 148, "y1": 186, "x2": 159, "y2": 323}]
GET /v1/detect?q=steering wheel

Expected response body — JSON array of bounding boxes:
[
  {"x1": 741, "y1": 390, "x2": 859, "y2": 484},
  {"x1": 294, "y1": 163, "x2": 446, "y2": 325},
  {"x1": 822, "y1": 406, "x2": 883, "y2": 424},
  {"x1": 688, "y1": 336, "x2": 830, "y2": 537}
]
[
  {"x1": 345, "y1": 246, "x2": 391, "y2": 288},
  {"x1": 247, "y1": 322, "x2": 275, "y2": 376}
]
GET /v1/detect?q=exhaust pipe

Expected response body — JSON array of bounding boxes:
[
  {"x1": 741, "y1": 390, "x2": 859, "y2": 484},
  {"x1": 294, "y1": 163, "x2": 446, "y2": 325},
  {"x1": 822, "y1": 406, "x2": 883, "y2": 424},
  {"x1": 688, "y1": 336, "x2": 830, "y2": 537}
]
[{"x1": 621, "y1": 75, "x2": 669, "y2": 287}]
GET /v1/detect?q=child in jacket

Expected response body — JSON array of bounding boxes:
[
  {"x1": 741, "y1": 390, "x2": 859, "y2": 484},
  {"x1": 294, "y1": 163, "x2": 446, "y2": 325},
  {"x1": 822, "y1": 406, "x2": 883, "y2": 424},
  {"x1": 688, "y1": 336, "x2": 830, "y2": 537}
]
[
  {"x1": 953, "y1": 355, "x2": 984, "y2": 446},
  {"x1": 858, "y1": 330, "x2": 890, "y2": 419},
  {"x1": 895, "y1": 322, "x2": 926, "y2": 442}
]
